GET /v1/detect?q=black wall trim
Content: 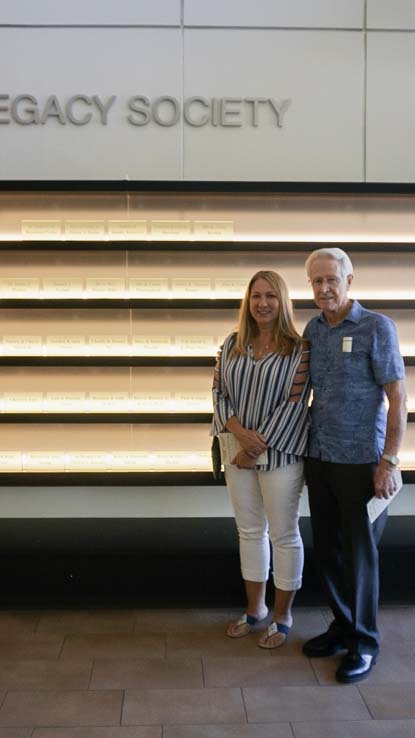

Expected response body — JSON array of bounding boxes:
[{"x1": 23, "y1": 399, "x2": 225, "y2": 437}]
[
  {"x1": 0, "y1": 516, "x2": 413, "y2": 607},
  {"x1": 0, "y1": 412, "x2": 413, "y2": 425},
  {"x1": 0, "y1": 298, "x2": 413, "y2": 310},
  {"x1": 0, "y1": 356, "x2": 413, "y2": 368},
  {"x1": 2, "y1": 180, "x2": 415, "y2": 194},
  {"x1": 0, "y1": 356, "x2": 216, "y2": 367},
  {"x1": 2, "y1": 240, "x2": 415, "y2": 253},
  {"x1": 0, "y1": 470, "x2": 413, "y2": 485},
  {"x1": 0, "y1": 412, "x2": 213, "y2": 424}
]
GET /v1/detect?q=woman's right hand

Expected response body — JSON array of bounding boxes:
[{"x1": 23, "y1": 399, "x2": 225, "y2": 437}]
[
  {"x1": 235, "y1": 428, "x2": 267, "y2": 456},
  {"x1": 226, "y1": 417, "x2": 267, "y2": 457}
]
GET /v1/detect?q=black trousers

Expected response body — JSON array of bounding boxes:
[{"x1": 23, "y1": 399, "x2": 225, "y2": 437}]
[{"x1": 305, "y1": 458, "x2": 388, "y2": 655}]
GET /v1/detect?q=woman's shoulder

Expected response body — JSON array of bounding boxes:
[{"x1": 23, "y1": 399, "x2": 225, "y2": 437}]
[{"x1": 222, "y1": 331, "x2": 238, "y2": 350}]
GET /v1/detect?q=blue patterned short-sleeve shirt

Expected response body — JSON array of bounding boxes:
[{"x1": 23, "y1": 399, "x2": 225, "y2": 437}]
[{"x1": 304, "y1": 300, "x2": 405, "y2": 464}]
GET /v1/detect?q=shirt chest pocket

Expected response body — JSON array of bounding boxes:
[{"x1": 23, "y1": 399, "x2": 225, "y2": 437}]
[{"x1": 334, "y1": 337, "x2": 369, "y2": 376}]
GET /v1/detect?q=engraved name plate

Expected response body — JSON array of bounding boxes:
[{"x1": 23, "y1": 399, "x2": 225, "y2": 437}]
[
  {"x1": 174, "y1": 335, "x2": 216, "y2": 355},
  {"x1": 2, "y1": 392, "x2": 43, "y2": 412},
  {"x1": 128, "y1": 278, "x2": 169, "y2": 296},
  {"x1": 21, "y1": 220, "x2": 62, "y2": 239},
  {"x1": 174, "y1": 392, "x2": 211, "y2": 411},
  {"x1": 193, "y1": 220, "x2": 234, "y2": 239},
  {"x1": 131, "y1": 336, "x2": 171, "y2": 355},
  {"x1": 44, "y1": 392, "x2": 87, "y2": 412},
  {"x1": 111, "y1": 452, "x2": 150, "y2": 470},
  {"x1": 108, "y1": 220, "x2": 147, "y2": 238},
  {"x1": 0, "y1": 452, "x2": 22, "y2": 471},
  {"x1": 1, "y1": 335, "x2": 42, "y2": 355},
  {"x1": 151, "y1": 220, "x2": 192, "y2": 239},
  {"x1": 23, "y1": 452, "x2": 65, "y2": 472},
  {"x1": 130, "y1": 392, "x2": 171, "y2": 411},
  {"x1": 86, "y1": 278, "x2": 126, "y2": 296},
  {"x1": 64, "y1": 221, "x2": 106, "y2": 239},
  {"x1": 45, "y1": 335, "x2": 86, "y2": 355},
  {"x1": 215, "y1": 278, "x2": 247, "y2": 297},
  {"x1": 0, "y1": 278, "x2": 41, "y2": 296},
  {"x1": 66, "y1": 451, "x2": 111, "y2": 471},
  {"x1": 87, "y1": 392, "x2": 130, "y2": 411},
  {"x1": 42, "y1": 278, "x2": 84, "y2": 297},
  {"x1": 171, "y1": 278, "x2": 212, "y2": 297},
  {"x1": 87, "y1": 335, "x2": 129, "y2": 355}
]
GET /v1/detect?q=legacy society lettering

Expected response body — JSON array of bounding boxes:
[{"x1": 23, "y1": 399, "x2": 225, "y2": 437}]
[{"x1": 0, "y1": 94, "x2": 291, "y2": 128}]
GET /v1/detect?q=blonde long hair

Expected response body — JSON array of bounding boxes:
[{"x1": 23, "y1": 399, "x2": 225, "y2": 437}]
[{"x1": 233, "y1": 270, "x2": 302, "y2": 356}]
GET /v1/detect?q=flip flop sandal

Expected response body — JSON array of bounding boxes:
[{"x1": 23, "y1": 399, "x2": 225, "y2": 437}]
[
  {"x1": 227, "y1": 611, "x2": 268, "y2": 639},
  {"x1": 258, "y1": 621, "x2": 291, "y2": 649}
]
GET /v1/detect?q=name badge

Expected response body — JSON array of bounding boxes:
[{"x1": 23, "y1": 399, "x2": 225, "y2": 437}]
[{"x1": 342, "y1": 336, "x2": 353, "y2": 352}]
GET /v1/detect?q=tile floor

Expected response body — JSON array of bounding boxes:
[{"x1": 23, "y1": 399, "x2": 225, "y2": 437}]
[{"x1": 0, "y1": 605, "x2": 413, "y2": 736}]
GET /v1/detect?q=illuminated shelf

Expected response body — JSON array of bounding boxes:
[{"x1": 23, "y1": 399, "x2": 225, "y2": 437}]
[
  {"x1": 0, "y1": 183, "x2": 413, "y2": 498},
  {"x1": 0, "y1": 412, "x2": 212, "y2": 424},
  {"x1": 0, "y1": 470, "x2": 412, "y2": 486},
  {"x1": 1, "y1": 240, "x2": 415, "y2": 253},
  {"x1": 0, "y1": 298, "x2": 414, "y2": 310}
]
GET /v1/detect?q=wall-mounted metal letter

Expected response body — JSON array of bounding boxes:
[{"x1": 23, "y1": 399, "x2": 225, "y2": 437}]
[
  {"x1": 66, "y1": 95, "x2": 93, "y2": 126},
  {"x1": 183, "y1": 97, "x2": 210, "y2": 127},
  {"x1": 152, "y1": 96, "x2": 180, "y2": 127},
  {"x1": 0, "y1": 94, "x2": 10, "y2": 124},
  {"x1": 245, "y1": 97, "x2": 267, "y2": 127},
  {"x1": 127, "y1": 96, "x2": 151, "y2": 126},
  {"x1": 220, "y1": 98, "x2": 243, "y2": 127},
  {"x1": 40, "y1": 95, "x2": 66, "y2": 125},
  {"x1": 268, "y1": 98, "x2": 291, "y2": 128},
  {"x1": 93, "y1": 95, "x2": 116, "y2": 125},
  {"x1": 11, "y1": 95, "x2": 40, "y2": 125}
]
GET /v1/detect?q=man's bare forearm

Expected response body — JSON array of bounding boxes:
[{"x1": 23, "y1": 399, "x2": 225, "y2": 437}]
[{"x1": 382, "y1": 380, "x2": 407, "y2": 456}]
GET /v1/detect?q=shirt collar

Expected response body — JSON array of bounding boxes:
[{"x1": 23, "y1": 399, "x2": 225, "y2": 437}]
[{"x1": 318, "y1": 299, "x2": 362, "y2": 325}]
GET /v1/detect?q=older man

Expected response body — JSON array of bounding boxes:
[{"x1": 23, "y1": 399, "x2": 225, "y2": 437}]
[{"x1": 303, "y1": 247, "x2": 407, "y2": 683}]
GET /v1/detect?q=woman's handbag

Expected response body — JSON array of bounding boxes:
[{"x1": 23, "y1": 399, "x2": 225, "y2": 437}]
[{"x1": 211, "y1": 435, "x2": 224, "y2": 481}]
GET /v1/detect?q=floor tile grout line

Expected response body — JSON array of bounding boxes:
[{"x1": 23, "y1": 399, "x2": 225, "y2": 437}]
[
  {"x1": 240, "y1": 685, "x2": 250, "y2": 724},
  {"x1": 57, "y1": 633, "x2": 67, "y2": 660},
  {"x1": 120, "y1": 687, "x2": 126, "y2": 727},
  {"x1": 288, "y1": 719, "x2": 297, "y2": 738},
  {"x1": 357, "y1": 683, "x2": 376, "y2": 719},
  {"x1": 307, "y1": 656, "x2": 325, "y2": 685},
  {"x1": 87, "y1": 657, "x2": 95, "y2": 690},
  {"x1": 0, "y1": 687, "x2": 7, "y2": 712}
]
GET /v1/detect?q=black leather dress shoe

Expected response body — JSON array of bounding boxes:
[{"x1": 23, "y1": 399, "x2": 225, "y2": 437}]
[
  {"x1": 303, "y1": 630, "x2": 347, "y2": 658},
  {"x1": 336, "y1": 652, "x2": 377, "y2": 684}
]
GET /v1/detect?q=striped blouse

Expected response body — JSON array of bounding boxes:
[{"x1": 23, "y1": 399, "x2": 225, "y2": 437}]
[{"x1": 212, "y1": 332, "x2": 311, "y2": 471}]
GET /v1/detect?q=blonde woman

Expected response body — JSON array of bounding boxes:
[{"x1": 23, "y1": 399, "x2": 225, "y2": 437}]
[{"x1": 212, "y1": 270, "x2": 310, "y2": 647}]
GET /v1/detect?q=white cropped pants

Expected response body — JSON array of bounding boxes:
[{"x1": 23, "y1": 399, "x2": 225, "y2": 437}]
[{"x1": 225, "y1": 461, "x2": 304, "y2": 591}]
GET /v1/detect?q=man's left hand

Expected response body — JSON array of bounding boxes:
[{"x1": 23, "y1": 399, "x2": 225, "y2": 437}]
[{"x1": 374, "y1": 460, "x2": 398, "y2": 499}]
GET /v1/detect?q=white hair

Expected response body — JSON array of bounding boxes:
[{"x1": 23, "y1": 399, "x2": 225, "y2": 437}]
[{"x1": 305, "y1": 247, "x2": 354, "y2": 279}]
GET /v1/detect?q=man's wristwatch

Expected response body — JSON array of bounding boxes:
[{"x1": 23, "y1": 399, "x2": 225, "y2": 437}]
[{"x1": 381, "y1": 453, "x2": 399, "y2": 466}]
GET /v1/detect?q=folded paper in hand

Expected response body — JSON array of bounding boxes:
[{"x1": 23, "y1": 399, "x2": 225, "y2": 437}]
[
  {"x1": 366, "y1": 468, "x2": 403, "y2": 523},
  {"x1": 218, "y1": 432, "x2": 268, "y2": 466}
]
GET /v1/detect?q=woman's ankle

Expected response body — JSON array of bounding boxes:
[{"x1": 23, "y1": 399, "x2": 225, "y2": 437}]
[
  {"x1": 273, "y1": 612, "x2": 293, "y2": 626},
  {"x1": 247, "y1": 604, "x2": 268, "y2": 620}
]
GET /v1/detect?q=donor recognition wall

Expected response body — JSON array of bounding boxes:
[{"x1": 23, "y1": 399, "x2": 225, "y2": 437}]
[{"x1": 0, "y1": 0, "x2": 414, "y2": 522}]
